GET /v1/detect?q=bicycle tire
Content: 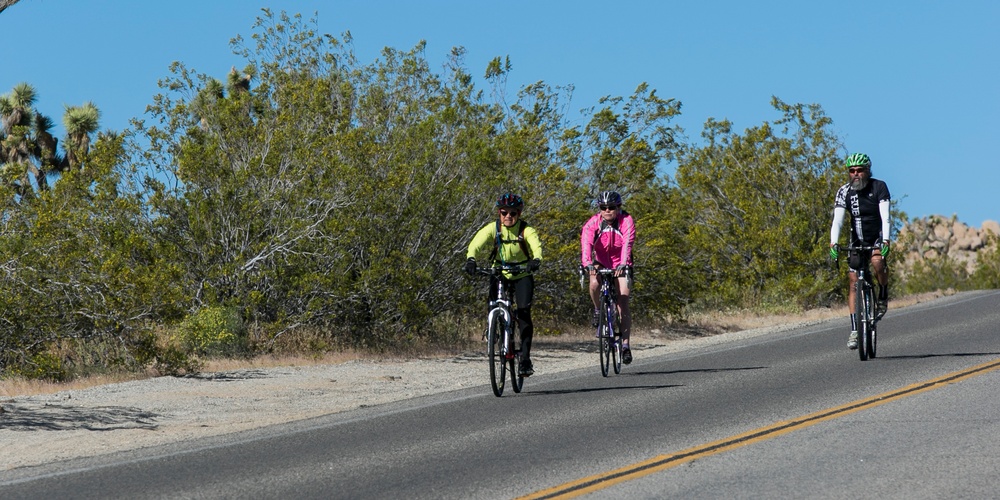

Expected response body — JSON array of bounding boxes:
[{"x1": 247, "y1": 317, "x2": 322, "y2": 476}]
[
  {"x1": 867, "y1": 283, "x2": 878, "y2": 359},
  {"x1": 488, "y1": 312, "x2": 507, "y2": 396},
  {"x1": 856, "y1": 280, "x2": 869, "y2": 361},
  {"x1": 599, "y1": 331, "x2": 611, "y2": 377},
  {"x1": 868, "y1": 321, "x2": 878, "y2": 359},
  {"x1": 609, "y1": 297, "x2": 623, "y2": 374},
  {"x1": 612, "y1": 336, "x2": 622, "y2": 374},
  {"x1": 510, "y1": 325, "x2": 523, "y2": 393},
  {"x1": 865, "y1": 282, "x2": 878, "y2": 359}
]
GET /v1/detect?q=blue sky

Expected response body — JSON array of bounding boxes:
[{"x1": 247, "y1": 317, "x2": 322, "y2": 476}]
[{"x1": 3, "y1": 0, "x2": 998, "y2": 227}]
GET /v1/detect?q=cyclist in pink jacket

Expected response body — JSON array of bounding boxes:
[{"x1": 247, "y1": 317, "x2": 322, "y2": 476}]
[{"x1": 581, "y1": 191, "x2": 636, "y2": 363}]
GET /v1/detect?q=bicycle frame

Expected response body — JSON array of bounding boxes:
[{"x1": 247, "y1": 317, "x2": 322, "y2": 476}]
[
  {"x1": 596, "y1": 269, "x2": 619, "y2": 339},
  {"x1": 487, "y1": 279, "x2": 515, "y2": 361}
]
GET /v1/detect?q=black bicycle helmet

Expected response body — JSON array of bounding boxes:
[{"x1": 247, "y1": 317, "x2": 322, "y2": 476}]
[
  {"x1": 595, "y1": 191, "x2": 622, "y2": 206},
  {"x1": 495, "y1": 193, "x2": 524, "y2": 210}
]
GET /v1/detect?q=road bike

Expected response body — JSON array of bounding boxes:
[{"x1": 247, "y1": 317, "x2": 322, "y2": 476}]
[
  {"x1": 841, "y1": 244, "x2": 884, "y2": 361},
  {"x1": 476, "y1": 264, "x2": 527, "y2": 396},
  {"x1": 584, "y1": 266, "x2": 624, "y2": 376}
]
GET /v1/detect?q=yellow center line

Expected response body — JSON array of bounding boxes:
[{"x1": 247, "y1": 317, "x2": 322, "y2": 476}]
[{"x1": 521, "y1": 358, "x2": 1000, "y2": 500}]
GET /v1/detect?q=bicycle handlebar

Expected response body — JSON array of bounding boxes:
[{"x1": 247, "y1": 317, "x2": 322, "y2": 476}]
[
  {"x1": 840, "y1": 244, "x2": 880, "y2": 251},
  {"x1": 579, "y1": 265, "x2": 629, "y2": 276},
  {"x1": 475, "y1": 264, "x2": 529, "y2": 276},
  {"x1": 833, "y1": 244, "x2": 883, "y2": 270}
]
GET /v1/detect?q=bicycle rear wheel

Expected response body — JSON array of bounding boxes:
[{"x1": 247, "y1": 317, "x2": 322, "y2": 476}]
[
  {"x1": 488, "y1": 312, "x2": 507, "y2": 396},
  {"x1": 612, "y1": 337, "x2": 622, "y2": 374},
  {"x1": 510, "y1": 326, "x2": 524, "y2": 393},
  {"x1": 856, "y1": 281, "x2": 869, "y2": 361},
  {"x1": 868, "y1": 321, "x2": 878, "y2": 359}
]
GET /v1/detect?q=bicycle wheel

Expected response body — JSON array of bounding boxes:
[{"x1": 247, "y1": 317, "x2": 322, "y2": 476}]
[
  {"x1": 598, "y1": 305, "x2": 611, "y2": 377},
  {"x1": 856, "y1": 281, "x2": 869, "y2": 361},
  {"x1": 608, "y1": 300, "x2": 623, "y2": 374},
  {"x1": 597, "y1": 326, "x2": 611, "y2": 377},
  {"x1": 488, "y1": 312, "x2": 507, "y2": 396},
  {"x1": 868, "y1": 321, "x2": 878, "y2": 359},
  {"x1": 867, "y1": 288, "x2": 878, "y2": 359},
  {"x1": 612, "y1": 337, "x2": 622, "y2": 374},
  {"x1": 510, "y1": 325, "x2": 524, "y2": 393}
]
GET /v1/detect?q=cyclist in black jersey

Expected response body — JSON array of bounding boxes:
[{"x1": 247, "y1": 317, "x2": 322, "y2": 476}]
[{"x1": 829, "y1": 153, "x2": 891, "y2": 350}]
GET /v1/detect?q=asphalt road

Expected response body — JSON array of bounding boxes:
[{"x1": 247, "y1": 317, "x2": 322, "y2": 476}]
[{"x1": 3, "y1": 290, "x2": 1000, "y2": 499}]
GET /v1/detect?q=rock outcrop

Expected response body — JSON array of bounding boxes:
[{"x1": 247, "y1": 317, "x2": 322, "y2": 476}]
[{"x1": 897, "y1": 215, "x2": 999, "y2": 273}]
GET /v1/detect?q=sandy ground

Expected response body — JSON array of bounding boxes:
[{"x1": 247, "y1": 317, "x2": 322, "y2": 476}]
[{"x1": 0, "y1": 294, "x2": 942, "y2": 472}]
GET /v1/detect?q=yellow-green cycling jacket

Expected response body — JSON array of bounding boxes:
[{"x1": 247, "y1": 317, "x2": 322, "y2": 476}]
[{"x1": 466, "y1": 219, "x2": 543, "y2": 280}]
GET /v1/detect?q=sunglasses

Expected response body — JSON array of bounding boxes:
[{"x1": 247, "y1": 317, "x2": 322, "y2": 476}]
[
  {"x1": 598, "y1": 205, "x2": 619, "y2": 211},
  {"x1": 848, "y1": 168, "x2": 867, "y2": 174},
  {"x1": 499, "y1": 210, "x2": 520, "y2": 217}
]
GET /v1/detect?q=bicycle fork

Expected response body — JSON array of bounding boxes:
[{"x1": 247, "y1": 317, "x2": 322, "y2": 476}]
[
  {"x1": 861, "y1": 274, "x2": 882, "y2": 325},
  {"x1": 487, "y1": 303, "x2": 514, "y2": 360},
  {"x1": 603, "y1": 288, "x2": 618, "y2": 339}
]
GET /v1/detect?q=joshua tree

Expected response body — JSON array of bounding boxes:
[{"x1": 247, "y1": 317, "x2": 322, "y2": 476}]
[
  {"x1": 0, "y1": 0, "x2": 23, "y2": 15},
  {"x1": 0, "y1": 82, "x2": 101, "y2": 196}
]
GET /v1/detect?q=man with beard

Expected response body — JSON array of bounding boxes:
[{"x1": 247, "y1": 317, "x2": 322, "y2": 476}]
[{"x1": 829, "y1": 153, "x2": 892, "y2": 350}]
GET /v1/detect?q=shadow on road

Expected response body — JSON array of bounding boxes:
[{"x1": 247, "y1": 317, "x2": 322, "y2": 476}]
[
  {"x1": 628, "y1": 366, "x2": 767, "y2": 376},
  {"x1": 525, "y1": 383, "x2": 683, "y2": 396}
]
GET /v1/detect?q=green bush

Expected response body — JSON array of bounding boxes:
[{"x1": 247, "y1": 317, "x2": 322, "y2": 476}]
[
  {"x1": 177, "y1": 306, "x2": 246, "y2": 356},
  {"x1": 13, "y1": 351, "x2": 69, "y2": 382}
]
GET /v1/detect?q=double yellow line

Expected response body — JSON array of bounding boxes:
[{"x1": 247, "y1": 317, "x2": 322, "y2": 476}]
[{"x1": 522, "y1": 358, "x2": 1000, "y2": 499}]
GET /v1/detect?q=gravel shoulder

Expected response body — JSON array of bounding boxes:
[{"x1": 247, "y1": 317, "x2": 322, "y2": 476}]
[{"x1": 0, "y1": 294, "x2": 945, "y2": 472}]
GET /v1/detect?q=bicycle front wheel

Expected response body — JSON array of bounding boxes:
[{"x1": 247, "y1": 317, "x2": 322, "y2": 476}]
[
  {"x1": 608, "y1": 299, "x2": 623, "y2": 375},
  {"x1": 488, "y1": 312, "x2": 507, "y2": 396},
  {"x1": 598, "y1": 302, "x2": 612, "y2": 377},
  {"x1": 867, "y1": 288, "x2": 878, "y2": 359},
  {"x1": 856, "y1": 281, "x2": 869, "y2": 361},
  {"x1": 599, "y1": 334, "x2": 611, "y2": 377}
]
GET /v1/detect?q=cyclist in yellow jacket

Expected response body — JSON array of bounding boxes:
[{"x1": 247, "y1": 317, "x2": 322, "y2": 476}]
[{"x1": 464, "y1": 193, "x2": 543, "y2": 376}]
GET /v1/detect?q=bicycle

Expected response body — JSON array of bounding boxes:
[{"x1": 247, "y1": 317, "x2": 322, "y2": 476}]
[
  {"x1": 839, "y1": 244, "x2": 884, "y2": 361},
  {"x1": 476, "y1": 264, "x2": 527, "y2": 396},
  {"x1": 582, "y1": 266, "x2": 625, "y2": 376}
]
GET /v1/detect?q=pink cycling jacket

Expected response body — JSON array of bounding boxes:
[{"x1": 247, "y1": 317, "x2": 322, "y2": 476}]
[{"x1": 581, "y1": 211, "x2": 635, "y2": 268}]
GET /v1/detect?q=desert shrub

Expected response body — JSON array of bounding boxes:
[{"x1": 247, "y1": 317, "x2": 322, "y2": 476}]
[
  {"x1": 177, "y1": 306, "x2": 246, "y2": 356},
  {"x1": 11, "y1": 351, "x2": 69, "y2": 382}
]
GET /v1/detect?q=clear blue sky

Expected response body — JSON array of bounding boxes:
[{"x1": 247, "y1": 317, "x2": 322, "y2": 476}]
[{"x1": 3, "y1": 0, "x2": 998, "y2": 227}]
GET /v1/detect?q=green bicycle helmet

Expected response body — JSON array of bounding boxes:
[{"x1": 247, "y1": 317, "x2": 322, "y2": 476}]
[{"x1": 845, "y1": 153, "x2": 871, "y2": 169}]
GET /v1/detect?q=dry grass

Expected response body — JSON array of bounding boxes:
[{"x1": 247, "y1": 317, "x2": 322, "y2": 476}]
[
  {"x1": 0, "y1": 372, "x2": 148, "y2": 398},
  {"x1": 0, "y1": 290, "x2": 953, "y2": 398},
  {"x1": 197, "y1": 351, "x2": 366, "y2": 372}
]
